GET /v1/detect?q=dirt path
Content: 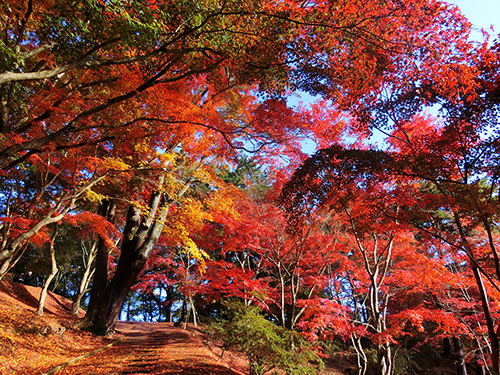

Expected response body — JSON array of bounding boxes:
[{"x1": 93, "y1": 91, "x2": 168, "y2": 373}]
[{"x1": 56, "y1": 322, "x2": 246, "y2": 375}]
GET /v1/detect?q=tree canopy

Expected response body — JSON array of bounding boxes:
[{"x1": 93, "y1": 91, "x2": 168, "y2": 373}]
[{"x1": 2, "y1": 1, "x2": 500, "y2": 374}]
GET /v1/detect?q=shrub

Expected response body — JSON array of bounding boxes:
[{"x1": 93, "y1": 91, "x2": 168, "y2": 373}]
[{"x1": 209, "y1": 300, "x2": 322, "y2": 375}]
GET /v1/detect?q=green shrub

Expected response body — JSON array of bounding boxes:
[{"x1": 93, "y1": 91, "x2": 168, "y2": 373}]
[{"x1": 209, "y1": 300, "x2": 323, "y2": 375}]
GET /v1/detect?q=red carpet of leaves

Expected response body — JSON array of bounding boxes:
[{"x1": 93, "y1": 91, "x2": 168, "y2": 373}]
[
  {"x1": 0, "y1": 281, "x2": 348, "y2": 375},
  {"x1": 0, "y1": 280, "x2": 110, "y2": 374},
  {"x1": 0, "y1": 280, "x2": 250, "y2": 375},
  {"x1": 57, "y1": 322, "x2": 248, "y2": 375}
]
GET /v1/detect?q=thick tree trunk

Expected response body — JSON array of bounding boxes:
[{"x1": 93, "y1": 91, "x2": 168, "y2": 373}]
[
  {"x1": 453, "y1": 336, "x2": 467, "y2": 375},
  {"x1": 84, "y1": 200, "x2": 116, "y2": 323},
  {"x1": 85, "y1": 192, "x2": 170, "y2": 335},
  {"x1": 0, "y1": 243, "x2": 28, "y2": 282},
  {"x1": 37, "y1": 225, "x2": 59, "y2": 316},
  {"x1": 0, "y1": 257, "x2": 12, "y2": 281},
  {"x1": 91, "y1": 263, "x2": 142, "y2": 334},
  {"x1": 444, "y1": 337, "x2": 453, "y2": 358}
]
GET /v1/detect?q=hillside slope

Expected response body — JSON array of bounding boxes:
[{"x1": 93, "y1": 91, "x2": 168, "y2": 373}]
[
  {"x1": 0, "y1": 280, "x2": 113, "y2": 374},
  {"x1": 0, "y1": 281, "x2": 345, "y2": 375}
]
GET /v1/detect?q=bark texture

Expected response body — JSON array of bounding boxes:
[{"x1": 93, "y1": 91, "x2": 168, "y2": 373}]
[{"x1": 84, "y1": 192, "x2": 170, "y2": 335}]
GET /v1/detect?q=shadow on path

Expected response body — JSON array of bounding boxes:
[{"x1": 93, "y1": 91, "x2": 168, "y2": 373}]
[{"x1": 57, "y1": 322, "x2": 245, "y2": 375}]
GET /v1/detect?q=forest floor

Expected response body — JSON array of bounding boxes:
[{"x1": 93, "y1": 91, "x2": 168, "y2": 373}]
[{"x1": 0, "y1": 280, "x2": 353, "y2": 375}]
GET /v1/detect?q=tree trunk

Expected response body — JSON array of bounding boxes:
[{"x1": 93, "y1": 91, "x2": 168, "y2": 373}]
[
  {"x1": 0, "y1": 256, "x2": 12, "y2": 282},
  {"x1": 0, "y1": 243, "x2": 29, "y2": 283},
  {"x1": 71, "y1": 240, "x2": 97, "y2": 315},
  {"x1": 444, "y1": 337, "x2": 453, "y2": 358},
  {"x1": 126, "y1": 293, "x2": 132, "y2": 321},
  {"x1": 190, "y1": 296, "x2": 198, "y2": 327},
  {"x1": 37, "y1": 225, "x2": 59, "y2": 316},
  {"x1": 183, "y1": 298, "x2": 191, "y2": 330},
  {"x1": 85, "y1": 192, "x2": 171, "y2": 335},
  {"x1": 351, "y1": 334, "x2": 368, "y2": 375},
  {"x1": 90, "y1": 239, "x2": 157, "y2": 333},
  {"x1": 84, "y1": 199, "x2": 116, "y2": 323},
  {"x1": 453, "y1": 336, "x2": 468, "y2": 375},
  {"x1": 472, "y1": 266, "x2": 499, "y2": 375},
  {"x1": 164, "y1": 285, "x2": 174, "y2": 323},
  {"x1": 183, "y1": 296, "x2": 197, "y2": 329},
  {"x1": 453, "y1": 215, "x2": 499, "y2": 375}
]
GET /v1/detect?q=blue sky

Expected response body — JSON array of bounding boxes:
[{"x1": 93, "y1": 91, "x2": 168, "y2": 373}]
[{"x1": 452, "y1": 0, "x2": 499, "y2": 39}]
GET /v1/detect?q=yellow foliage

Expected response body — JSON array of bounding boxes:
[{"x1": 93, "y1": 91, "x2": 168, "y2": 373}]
[
  {"x1": 162, "y1": 198, "x2": 211, "y2": 271},
  {"x1": 157, "y1": 153, "x2": 176, "y2": 166},
  {"x1": 101, "y1": 157, "x2": 131, "y2": 171},
  {"x1": 163, "y1": 198, "x2": 210, "y2": 241},
  {"x1": 149, "y1": 163, "x2": 240, "y2": 274},
  {"x1": 134, "y1": 139, "x2": 152, "y2": 155},
  {"x1": 85, "y1": 188, "x2": 106, "y2": 203},
  {"x1": 84, "y1": 156, "x2": 131, "y2": 172},
  {"x1": 182, "y1": 237, "x2": 209, "y2": 271}
]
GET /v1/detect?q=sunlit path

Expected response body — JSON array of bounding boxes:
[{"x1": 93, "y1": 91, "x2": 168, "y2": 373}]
[{"x1": 57, "y1": 322, "x2": 245, "y2": 375}]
